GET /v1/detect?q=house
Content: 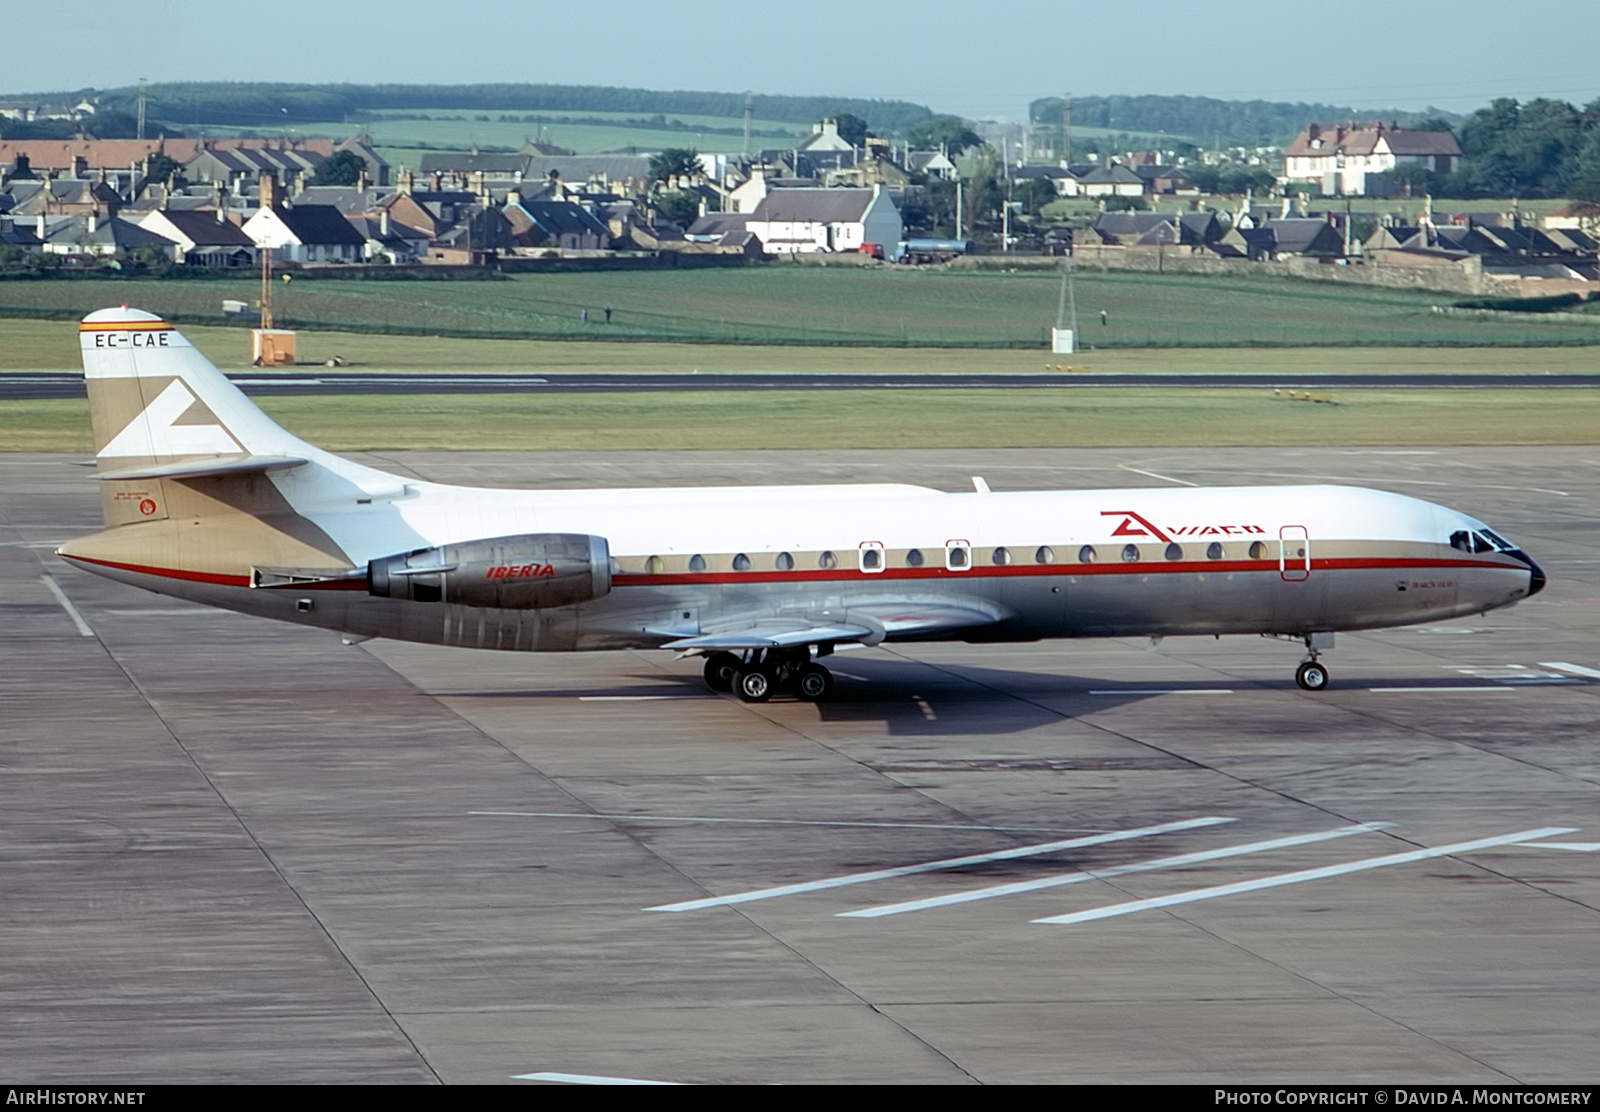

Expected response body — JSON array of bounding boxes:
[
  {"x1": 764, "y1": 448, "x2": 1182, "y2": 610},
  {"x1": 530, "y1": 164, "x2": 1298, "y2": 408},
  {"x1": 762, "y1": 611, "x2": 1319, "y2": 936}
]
[
  {"x1": 344, "y1": 211, "x2": 431, "y2": 264},
  {"x1": 1012, "y1": 163, "x2": 1079, "y2": 196},
  {"x1": 744, "y1": 186, "x2": 902, "y2": 254},
  {"x1": 1076, "y1": 164, "x2": 1145, "y2": 197},
  {"x1": 41, "y1": 213, "x2": 179, "y2": 260},
  {"x1": 502, "y1": 197, "x2": 612, "y2": 251},
  {"x1": 796, "y1": 118, "x2": 856, "y2": 153},
  {"x1": 1283, "y1": 123, "x2": 1461, "y2": 196},
  {"x1": 1090, "y1": 211, "x2": 1224, "y2": 247},
  {"x1": 138, "y1": 208, "x2": 257, "y2": 267},
  {"x1": 907, "y1": 150, "x2": 959, "y2": 181},
  {"x1": 242, "y1": 176, "x2": 366, "y2": 264}
]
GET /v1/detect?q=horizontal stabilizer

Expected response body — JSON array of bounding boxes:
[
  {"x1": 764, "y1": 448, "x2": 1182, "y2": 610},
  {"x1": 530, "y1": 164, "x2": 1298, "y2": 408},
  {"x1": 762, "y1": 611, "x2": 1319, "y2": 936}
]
[{"x1": 97, "y1": 454, "x2": 308, "y2": 482}]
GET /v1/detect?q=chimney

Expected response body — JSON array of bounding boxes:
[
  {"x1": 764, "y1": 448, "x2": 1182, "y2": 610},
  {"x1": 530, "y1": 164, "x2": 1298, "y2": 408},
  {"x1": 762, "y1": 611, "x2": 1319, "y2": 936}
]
[
  {"x1": 399, "y1": 168, "x2": 414, "y2": 194},
  {"x1": 357, "y1": 165, "x2": 369, "y2": 192},
  {"x1": 259, "y1": 172, "x2": 278, "y2": 211},
  {"x1": 37, "y1": 214, "x2": 46, "y2": 240},
  {"x1": 380, "y1": 208, "x2": 390, "y2": 237}
]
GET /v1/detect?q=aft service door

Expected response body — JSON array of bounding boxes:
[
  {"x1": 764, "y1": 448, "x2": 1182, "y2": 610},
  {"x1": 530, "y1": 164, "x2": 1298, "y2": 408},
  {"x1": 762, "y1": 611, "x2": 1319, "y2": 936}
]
[{"x1": 1279, "y1": 525, "x2": 1310, "y2": 582}]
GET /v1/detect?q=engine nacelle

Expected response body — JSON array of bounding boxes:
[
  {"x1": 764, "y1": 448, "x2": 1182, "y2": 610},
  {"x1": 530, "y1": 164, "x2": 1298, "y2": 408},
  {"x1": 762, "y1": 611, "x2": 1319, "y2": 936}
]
[{"x1": 368, "y1": 533, "x2": 611, "y2": 609}]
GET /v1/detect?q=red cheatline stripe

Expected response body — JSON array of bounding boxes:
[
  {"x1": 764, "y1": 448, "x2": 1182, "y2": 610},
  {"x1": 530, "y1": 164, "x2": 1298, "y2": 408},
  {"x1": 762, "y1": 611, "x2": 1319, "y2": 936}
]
[
  {"x1": 78, "y1": 322, "x2": 173, "y2": 332},
  {"x1": 613, "y1": 555, "x2": 1505, "y2": 587},
  {"x1": 62, "y1": 555, "x2": 367, "y2": 591}
]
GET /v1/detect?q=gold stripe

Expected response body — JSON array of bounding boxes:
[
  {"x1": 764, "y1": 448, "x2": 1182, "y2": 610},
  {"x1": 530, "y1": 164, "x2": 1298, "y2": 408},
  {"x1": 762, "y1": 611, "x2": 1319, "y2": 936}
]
[{"x1": 79, "y1": 321, "x2": 174, "y2": 332}]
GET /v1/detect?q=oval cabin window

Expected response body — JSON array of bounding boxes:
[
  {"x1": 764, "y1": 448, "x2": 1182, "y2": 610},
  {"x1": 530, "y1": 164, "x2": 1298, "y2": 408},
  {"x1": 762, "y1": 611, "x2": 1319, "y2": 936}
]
[
  {"x1": 819, "y1": 550, "x2": 838, "y2": 569},
  {"x1": 775, "y1": 552, "x2": 794, "y2": 571},
  {"x1": 1164, "y1": 543, "x2": 1183, "y2": 561},
  {"x1": 1035, "y1": 546, "x2": 1055, "y2": 564},
  {"x1": 1078, "y1": 545, "x2": 1098, "y2": 564},
  {"x1": 1206, "y1": 542, "x2": 1224, "y2": 560},
  {"x1": 688, "y1": 554, "x2": 706, "y2": 572},
  {"x1": 1122, "y1": 544, "x2": 1141, "y2": 563},
  {"x1": 905, "y1": 549, "x2": 925, "y2": 568},
  {"x1": 992, "y1": 547, "x2": 1011, "y2": 565},
  {"x1": 646, "y1": 555, "x2": 666, "y2": 574},
  {"x1": 732, "y1": 553, "x2": 751, "y2": 571}
]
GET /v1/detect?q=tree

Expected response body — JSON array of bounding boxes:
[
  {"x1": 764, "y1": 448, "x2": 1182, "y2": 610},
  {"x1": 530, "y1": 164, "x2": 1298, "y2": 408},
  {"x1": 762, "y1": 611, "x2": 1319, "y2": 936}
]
[
  {"x1": 905, "y1": 115, "x2": 983, "y2": 154},
  {"x1": 654, "y1": 190, "x2": 700, "y2": 228},
  {"x1": 311, "y1": 150, "x2": 369, "y2": 186},
  {"x1": 1015, "y1": 176, "x2": 1059, "y2": 218},
  {"x1": 830, "y1": 112, "x2": 869, "y2": 147},
  {"x1": 648, "y1": 148, "x2": 701, "y2": 185},
  {"x1": 144, "y1": 153, "x2": 182, "y2": 185}
]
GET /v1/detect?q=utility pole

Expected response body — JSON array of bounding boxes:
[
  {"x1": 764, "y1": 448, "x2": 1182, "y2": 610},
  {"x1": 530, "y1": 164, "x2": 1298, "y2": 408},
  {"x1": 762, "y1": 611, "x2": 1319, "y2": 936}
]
[
  {"x1": 137, "y1": 78, "x2": 146, "y2": 141},
  {"x1": 743, "y1": 92, "x2": 752, "y2": 155},
  {"x1": 1062, "y1": 91, "x2": 1071, "y2": 164},
  {"x1": 955, "y1": 178, "x2": 963, "y2": 240}
]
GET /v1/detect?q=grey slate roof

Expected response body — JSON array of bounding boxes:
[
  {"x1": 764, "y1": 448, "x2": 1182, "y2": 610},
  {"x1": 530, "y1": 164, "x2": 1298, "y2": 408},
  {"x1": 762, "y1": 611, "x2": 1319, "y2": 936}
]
[
  {"x1": 277, "y1": 203, "x2": 368, "y2": 246},
  {"x1": 749, "y1": 188, "x2": 876, "y2": 223},
  {"x1": 148, "y1": 209, "x2": 255, "y2": 247}
]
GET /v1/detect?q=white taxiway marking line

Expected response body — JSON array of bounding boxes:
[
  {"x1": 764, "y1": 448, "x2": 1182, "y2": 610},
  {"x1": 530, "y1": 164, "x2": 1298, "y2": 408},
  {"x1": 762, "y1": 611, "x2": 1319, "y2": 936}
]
[
  {"x1": 1032, "y1": 826, "x2": 1575, "y2": 926},
  {"x1": 1088, "y1": 689, "x2": 1233, "y2": 696},
  {"x1": 643, "y1": 816, "x2": 1235, "y2": 913},
  {"x1": 1368, "y1": 687, "x2": 1512, "y2": 693},
  {"x1": 1540, "y1": 662, "x2": 1600, "y2": 680},
  {"x1": 838, "y1": 824, "x2": 1382, "y2": 918},
  {"x1": 1120, "y1": 466, "x2": 1201, "y2": 487},
  {"x1": 1518, "y1": 842, "x2": 1600, "y2": 852},
  {"x1": 578, "y1": 695, "x2": 707, "y2": 701},
  {"x1": 513, "y1": 1072, "x2": 680, "y2": 1085},
  {"x1": 40, "y1": 576, "x2": 93, "y2": 637},
  {"x1": 472, "y1": 810, "x2": 1130, "y2": 834}
]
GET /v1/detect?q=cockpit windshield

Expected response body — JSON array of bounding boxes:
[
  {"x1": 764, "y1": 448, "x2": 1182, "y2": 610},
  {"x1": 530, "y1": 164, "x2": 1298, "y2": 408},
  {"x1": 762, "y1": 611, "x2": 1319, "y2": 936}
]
[{"x1": 1450, "y1": 528, "x2": 1518, "y2": 554}]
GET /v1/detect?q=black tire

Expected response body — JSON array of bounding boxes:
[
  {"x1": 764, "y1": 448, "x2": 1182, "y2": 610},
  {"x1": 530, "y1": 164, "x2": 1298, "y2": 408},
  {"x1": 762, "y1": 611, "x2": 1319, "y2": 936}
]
[
  {"x1": 735, "y1": 666, "x2": 775, "y2": 703},
  {"x1": 794, "y1": 663, "x2": 834, "y2": 702},
  {"x1": 703, "y1": 652, "x2": 740, "y2": 692},
  {"x1": 1296, "y1": 661, "x2": 1330, "y2": 691}
]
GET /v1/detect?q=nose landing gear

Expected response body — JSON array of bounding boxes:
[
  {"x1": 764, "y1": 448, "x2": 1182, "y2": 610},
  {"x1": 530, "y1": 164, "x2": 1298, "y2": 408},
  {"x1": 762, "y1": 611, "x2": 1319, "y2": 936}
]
[{"x1": 1295, "y1": 632, "x2": 1333, "y2": 690}]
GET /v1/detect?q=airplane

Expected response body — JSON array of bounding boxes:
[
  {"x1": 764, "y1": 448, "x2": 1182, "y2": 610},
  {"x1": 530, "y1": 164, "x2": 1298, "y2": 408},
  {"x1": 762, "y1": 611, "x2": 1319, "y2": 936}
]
[{"x1": 57, "y1": 306, "x2": 1546, "y2": 701}]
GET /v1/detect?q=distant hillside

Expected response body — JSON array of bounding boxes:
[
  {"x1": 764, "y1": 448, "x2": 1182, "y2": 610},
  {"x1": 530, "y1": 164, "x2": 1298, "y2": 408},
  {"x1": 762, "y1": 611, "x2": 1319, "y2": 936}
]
[
  {"x1": 1029, "y1": 94, "x2": 1462, "y2": 146},
  {"x1": 53, "y1": 83, "x2": 935, "y2": 137}
]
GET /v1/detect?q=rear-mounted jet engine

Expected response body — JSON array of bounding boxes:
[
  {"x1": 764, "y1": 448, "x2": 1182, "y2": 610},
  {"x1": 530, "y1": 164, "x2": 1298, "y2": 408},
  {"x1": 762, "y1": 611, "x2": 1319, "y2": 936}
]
[{"x1": 369, "y1": 533, "x2": 611, "y2": 608}]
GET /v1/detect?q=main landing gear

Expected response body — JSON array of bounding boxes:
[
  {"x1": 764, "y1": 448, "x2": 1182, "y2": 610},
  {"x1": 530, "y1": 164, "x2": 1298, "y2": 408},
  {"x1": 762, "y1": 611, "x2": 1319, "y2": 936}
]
[{"x1": 702, "y1": 648, "x2": 834, "y2": 703}]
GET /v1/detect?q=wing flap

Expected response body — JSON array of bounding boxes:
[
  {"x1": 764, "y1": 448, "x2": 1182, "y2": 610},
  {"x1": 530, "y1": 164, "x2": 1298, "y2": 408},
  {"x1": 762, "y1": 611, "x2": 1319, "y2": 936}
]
[{"x1": 661, "y1": 600, "x2": 1006, "y2": 651}]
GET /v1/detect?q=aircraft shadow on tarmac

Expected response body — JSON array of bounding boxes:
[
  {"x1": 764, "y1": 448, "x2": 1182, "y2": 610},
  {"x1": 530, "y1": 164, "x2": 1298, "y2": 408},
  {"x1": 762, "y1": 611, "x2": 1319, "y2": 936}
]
[{"x1": 435, "y1": 655, "x2": 1283, "y2": 737}]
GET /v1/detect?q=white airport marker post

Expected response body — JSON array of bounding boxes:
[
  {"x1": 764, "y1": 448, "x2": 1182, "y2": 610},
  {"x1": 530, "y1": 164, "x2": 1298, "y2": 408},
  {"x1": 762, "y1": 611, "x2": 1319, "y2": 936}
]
[{"x1": 1032, "y1": 827, "x2": 1575, "y2": 926}]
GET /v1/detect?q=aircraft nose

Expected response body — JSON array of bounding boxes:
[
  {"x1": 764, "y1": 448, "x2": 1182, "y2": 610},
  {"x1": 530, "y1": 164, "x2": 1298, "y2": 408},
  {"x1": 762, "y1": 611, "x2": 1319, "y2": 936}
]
[{"x1": 1526, "y1": 557, "x2": 1547, "y2": 597}]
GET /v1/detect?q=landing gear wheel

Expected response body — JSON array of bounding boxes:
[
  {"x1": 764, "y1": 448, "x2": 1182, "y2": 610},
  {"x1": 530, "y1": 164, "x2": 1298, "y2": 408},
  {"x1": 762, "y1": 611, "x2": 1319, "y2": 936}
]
[
  {"x1": 703, "y1": 651, "x2": 740, "y2": 692},
  {"x1": 794, "y1": 663, "x2": 834, "y2": 702},
  {"x1": 1296, "y1": 661, "x2": 1330, "y2": 691},
  {"x1": 734, "y1": 665, "x2": 776, "y2": 703}
]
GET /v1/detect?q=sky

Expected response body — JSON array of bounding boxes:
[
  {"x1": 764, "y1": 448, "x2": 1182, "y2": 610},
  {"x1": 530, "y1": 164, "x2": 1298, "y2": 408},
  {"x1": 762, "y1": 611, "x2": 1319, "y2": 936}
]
[{"x1": 7, "y1": 0, "x2": 1599, "y2": 121}]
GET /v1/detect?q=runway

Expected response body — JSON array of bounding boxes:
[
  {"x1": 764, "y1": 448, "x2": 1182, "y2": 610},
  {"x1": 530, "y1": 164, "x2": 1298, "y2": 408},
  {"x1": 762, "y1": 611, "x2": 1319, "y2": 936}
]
[
  {"x1": 3, "y1": 446, "x2": 1599, "y2": 1084},
  {"x1": 7, "y1": 369, "x2": 1600, "y2": 400}
]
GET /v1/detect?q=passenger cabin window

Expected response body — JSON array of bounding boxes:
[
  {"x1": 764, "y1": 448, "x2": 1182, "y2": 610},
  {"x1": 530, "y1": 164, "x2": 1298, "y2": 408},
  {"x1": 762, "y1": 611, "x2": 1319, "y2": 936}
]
[
  {"x1": 905, "y1": 548, "x2": 925, "y2": 568},
  {"x1": 646, "y1": 555, "x2": 666, "y2": 574},
  {"x1": 1035, "y1": 546, "x2": 1055, "y2": 564},
  {"x1": 688, "y1": 554, "x2": 706, "y2": 572},
  {"x1": 1078, "y1": 545, "x2": 1097, "y2": 564},
  {"x1": 992, "y1": 547, "x2": 1011, "y2": 565},
  {"x1": 946, "y1": 542, "x2": 969, "y2": 570},
  {"x1": 732, "y1": 553, "x2": 751, "y2": 571},
  {"x1": 1164, "y1": 543, "x2": 1183, "y2": 561},
  {"x1": 1249, "y1": 541, "x2": 1269, "y2": 560},
  {"x1": 859, "y1": 543, "x2": 884, "y2": 572},
  {"x1": 1122, "y1": 544, "x2": 1141, "y2": 563},
  {"x1": 775, "y1": 552, "x2": 795, "y2": 571},
  {"x1": 819, "y1": 550, "x2": 838, "y2": 569},
  {"x1": 1206, "y1": 542, "x2": 1224, "y2": 560}
]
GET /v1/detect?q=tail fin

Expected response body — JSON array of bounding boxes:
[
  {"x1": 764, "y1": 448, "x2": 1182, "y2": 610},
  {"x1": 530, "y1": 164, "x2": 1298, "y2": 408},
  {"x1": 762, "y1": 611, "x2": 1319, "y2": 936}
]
[
  {"x1": 78, "y1": 307, "x2": 396, "y2": 534},
  {"x1": 82, "y1": 307, "x2": 308, "y2": 477}
]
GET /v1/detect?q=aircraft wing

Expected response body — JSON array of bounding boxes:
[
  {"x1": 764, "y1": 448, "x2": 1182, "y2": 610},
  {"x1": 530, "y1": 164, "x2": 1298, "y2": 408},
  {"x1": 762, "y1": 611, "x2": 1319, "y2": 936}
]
[{"x1": 661, "y1": 600, "x2": 1006, "y2": 651}]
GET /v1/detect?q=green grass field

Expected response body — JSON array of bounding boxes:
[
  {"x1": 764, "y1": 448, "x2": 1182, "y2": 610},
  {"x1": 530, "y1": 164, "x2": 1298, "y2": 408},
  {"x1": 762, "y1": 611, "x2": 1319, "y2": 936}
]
[
  {"x1": 4, "y1": 268, "x2": 1598, "y2": 349},
  {"x1": 9, "y1": 387, "x2": 1600, "y2": 453},
  {"x1": 204, "y1": 107, "x2": 808, "y2": 157},
  {"x1": 6, "y1": 318, "x2": 1599, "y2": 377}
]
